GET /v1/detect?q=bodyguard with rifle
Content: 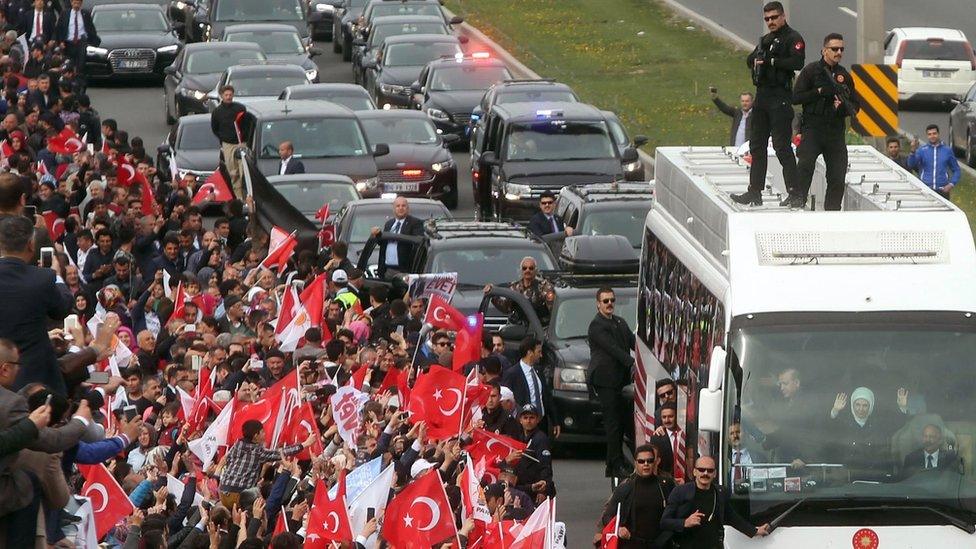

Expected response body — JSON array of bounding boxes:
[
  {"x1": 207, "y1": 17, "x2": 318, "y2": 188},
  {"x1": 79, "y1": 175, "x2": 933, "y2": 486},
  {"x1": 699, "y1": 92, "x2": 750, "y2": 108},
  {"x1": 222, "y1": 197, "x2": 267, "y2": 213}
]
[
  {"x1": 789, "y1": 33, "x2": 859, "y2": 210},
  {"x1": 731, "y1": 1, "x2": 805, "y2": 207}
]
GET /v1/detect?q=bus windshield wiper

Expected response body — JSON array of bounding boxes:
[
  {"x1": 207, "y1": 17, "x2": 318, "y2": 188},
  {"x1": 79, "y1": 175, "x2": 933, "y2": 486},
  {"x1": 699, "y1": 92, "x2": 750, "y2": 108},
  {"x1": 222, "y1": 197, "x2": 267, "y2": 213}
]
[
  {"x1": 766, "y1": 498, "x2": 808, "y2": 532},
  {"x1": 826, "y1": 502, "x2": 976, "y2": 534}
]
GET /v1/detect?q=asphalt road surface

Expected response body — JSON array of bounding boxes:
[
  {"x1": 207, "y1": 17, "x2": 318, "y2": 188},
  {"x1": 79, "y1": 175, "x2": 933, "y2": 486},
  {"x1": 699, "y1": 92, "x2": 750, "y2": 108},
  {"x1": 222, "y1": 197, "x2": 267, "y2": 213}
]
[
  {"x1": 673, "y1": 0, "x2": 976, "y2": 139},
  {"x1": 85, "y1": 35, "x2": 611, "y2": 544}
]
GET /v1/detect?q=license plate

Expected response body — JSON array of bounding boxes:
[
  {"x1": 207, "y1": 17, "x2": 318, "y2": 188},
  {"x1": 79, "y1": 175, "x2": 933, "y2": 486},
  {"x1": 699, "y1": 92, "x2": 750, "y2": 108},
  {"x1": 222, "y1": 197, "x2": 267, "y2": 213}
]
[
  {"x1": 922, "y1": 70, "x2": 951, "y2": 78},
  {"x1": 384, "y1": 182, "x2": 419, "y2": 192},
  {"x1": 119, "y1": 59, "x2": 149, "y2": 69}
]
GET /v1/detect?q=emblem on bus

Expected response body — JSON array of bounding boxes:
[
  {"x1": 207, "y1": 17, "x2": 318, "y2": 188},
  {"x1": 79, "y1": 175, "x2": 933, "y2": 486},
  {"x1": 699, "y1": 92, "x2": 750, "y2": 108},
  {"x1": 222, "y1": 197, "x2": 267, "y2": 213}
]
[{"x1": 852, "y1": 528, "x2": 879, "y2": 549}]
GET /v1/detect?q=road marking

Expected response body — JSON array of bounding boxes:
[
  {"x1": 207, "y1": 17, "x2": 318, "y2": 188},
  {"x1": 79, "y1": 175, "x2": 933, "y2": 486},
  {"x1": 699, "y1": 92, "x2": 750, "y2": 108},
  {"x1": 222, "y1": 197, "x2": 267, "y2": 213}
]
[{"x1": 838, "y1": 6, "x2": 857, "y2": 17}]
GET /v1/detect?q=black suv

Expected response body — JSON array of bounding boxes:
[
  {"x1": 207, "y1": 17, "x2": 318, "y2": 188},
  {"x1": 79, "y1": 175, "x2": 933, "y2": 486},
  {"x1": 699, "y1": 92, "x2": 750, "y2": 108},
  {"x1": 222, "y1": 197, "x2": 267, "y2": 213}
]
[
  {"x1": 468, "y1": 79, "x2": 579, "y2": 147},
  {"x1": 185, "y1": 0, "x2": 311, "y2": 44},
  {"x1": 555, "y1": 182, "x2": 653, "y2": 250},
  {"x1": 472, "y1": 101, "x2": 639, "y2": 220}
]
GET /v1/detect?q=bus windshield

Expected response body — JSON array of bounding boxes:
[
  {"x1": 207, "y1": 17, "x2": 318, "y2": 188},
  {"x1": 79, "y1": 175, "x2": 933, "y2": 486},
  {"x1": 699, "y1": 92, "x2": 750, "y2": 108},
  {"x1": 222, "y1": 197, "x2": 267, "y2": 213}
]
[{"x1": 726, "y1": 312, "x2": 976, "y2": 527}]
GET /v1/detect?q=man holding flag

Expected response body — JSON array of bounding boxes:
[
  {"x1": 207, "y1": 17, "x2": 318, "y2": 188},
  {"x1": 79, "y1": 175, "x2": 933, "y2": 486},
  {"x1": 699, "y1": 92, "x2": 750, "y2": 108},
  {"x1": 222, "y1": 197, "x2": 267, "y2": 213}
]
[{"x1": 595, "y1": 444, "x2": 675, "y2": 548}]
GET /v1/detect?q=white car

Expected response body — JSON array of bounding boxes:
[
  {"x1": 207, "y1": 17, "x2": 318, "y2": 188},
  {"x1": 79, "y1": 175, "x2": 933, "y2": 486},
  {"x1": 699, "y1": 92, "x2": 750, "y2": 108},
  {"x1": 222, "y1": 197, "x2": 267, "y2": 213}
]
[{"x1": 883, "y1": 27, "x2": 976, "y2": 104}]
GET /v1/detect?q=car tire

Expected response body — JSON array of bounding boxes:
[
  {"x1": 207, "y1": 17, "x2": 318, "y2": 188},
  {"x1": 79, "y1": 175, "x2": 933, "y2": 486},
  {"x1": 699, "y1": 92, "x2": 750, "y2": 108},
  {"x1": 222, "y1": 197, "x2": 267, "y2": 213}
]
[
  {"x1": 165, "y1": 93, "x2": 175, "y2": 125},
  {"x1": 342, "y1": 35, "x2": 352, "y2": 61},
  {"x1": 333, "y1": 35, "x2": 341, "y2": 53},
  {"x1": 967, "y1": 131, "x2": 976, "y2": 169},
  {"x1": 442, "y1": 184, "x2": 458, "y2": 210}
]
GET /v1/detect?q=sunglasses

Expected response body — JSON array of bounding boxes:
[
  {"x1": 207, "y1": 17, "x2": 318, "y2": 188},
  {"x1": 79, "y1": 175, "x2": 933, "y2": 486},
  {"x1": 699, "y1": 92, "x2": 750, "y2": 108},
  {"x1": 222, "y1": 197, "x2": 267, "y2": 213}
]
[
  {"x1": 763, "y1": 13, "x2": 781, "y2": 22},
  {"x1": 635, "y1": 458, "x2": 655, "y2": 465},
  {"x1": 657, "y1": 389, "x2": 675, "y2": 398},
  {"x1": 434, "y1": 341, "x2": 450, "y2": 347},
  {"x1": 695, "y1": 467, "x2": 716, "y2": 474},
  {"x1": 601, "y1": 298, "x2": 616, "y2": 304},
  {"x1": 540, "y1": 200, "x2": 554, "y2": 205},
  {"x1": 522, "y1": 265, "x2": 536, "y2": 271},
  {"x1": 827, "y1": 46, "x2": 845, "y2": 52}
]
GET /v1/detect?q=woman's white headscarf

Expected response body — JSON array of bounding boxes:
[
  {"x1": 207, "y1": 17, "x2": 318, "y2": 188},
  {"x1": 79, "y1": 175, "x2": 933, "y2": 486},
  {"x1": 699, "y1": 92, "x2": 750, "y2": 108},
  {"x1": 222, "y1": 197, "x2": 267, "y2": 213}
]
[{"x1": 850, "y1": 386, "x2": 875, "y2": 427}]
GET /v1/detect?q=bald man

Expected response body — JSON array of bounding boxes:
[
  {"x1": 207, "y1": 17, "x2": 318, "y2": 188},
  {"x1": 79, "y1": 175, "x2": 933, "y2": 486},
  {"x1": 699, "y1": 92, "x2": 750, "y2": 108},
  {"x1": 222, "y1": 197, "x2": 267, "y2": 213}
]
[
  {"x1": 371, "y1": 196, "x2": 424, "y2": 278},
  {"x1": 278, "y1": 141, "x2": 305, "y2": 175}
]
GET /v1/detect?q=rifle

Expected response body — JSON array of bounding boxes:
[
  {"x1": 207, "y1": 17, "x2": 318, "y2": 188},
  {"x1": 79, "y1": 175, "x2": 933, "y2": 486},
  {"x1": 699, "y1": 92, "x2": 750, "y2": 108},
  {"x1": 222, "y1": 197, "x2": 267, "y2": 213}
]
[{"x1": 823, "y1": 66, "x2": 859, "y2": 117}]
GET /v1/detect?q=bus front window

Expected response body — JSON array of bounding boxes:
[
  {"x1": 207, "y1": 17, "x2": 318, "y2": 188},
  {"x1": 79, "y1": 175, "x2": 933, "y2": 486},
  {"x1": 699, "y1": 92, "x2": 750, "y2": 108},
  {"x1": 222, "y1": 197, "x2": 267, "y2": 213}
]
[{"x1": 726, "y1": 312, "x2": 976, "y2": 529}]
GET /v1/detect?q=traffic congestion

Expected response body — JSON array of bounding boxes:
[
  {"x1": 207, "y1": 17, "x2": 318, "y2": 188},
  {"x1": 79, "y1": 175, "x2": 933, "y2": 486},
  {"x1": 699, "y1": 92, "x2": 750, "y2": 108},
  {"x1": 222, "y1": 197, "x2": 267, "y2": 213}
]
[{"x1": 0, "y1": 0, "x2": 975, "y2": 547}]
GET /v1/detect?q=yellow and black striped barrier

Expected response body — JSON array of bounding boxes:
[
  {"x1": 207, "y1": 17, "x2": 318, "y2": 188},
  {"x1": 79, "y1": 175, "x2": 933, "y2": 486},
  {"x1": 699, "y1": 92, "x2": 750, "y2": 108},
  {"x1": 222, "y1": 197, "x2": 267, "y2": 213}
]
[{"x1": 849, "y1": 64, "x2": 899, "y2": 137}]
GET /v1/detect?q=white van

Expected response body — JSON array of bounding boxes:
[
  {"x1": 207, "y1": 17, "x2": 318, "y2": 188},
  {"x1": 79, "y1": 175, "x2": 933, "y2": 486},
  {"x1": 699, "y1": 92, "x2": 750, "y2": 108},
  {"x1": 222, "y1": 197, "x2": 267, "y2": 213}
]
[{"x1": 883, "y1": 27, "x2": 976, "y2": 104}]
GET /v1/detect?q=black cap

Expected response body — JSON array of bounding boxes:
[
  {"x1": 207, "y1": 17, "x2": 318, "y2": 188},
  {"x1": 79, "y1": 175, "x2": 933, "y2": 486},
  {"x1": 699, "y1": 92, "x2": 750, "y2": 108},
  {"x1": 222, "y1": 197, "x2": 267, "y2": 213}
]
[
  {"x1": 223, "y1": 295, "x2": 242, "y2": 310},
  {"x1": 484, "y1": 482, "x2": 505, "y2": 499},
  {"x1": 518, "y1": 403, "x2": 540, "y2": 417}
]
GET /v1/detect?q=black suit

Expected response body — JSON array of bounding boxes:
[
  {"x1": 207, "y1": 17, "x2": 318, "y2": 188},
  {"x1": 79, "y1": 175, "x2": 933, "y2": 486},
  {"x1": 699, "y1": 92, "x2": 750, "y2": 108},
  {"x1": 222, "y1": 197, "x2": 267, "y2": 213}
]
[
  {"x1": 19, "y1": 9, "x2": 56, "y2": 44},
  {"x1": 712, "y1": 96, "x2": 752, "y2": 147},
  {"x1": 56, "y1": 8, "x2": 100, "y2": 77},
  {"x1": 902, "y1": 448, "x2": 960, "y2": 477},
  {"x1": 588, "y1": 311, "x2": 636, "y2": 475},
  {"x1": 661, "y1": 483, "x2": 758, "y2": 544},
  {"x1": 501, "y1": 361, "x2": 558, "y2": 431},
  {"x1": 0, "y1": 256, "x2": 72, "y2": 395},
  {"x1": 27, "y1": 88, "x2": 55, "y2": 112},
  {"x1": 376, "y1": 214, "x2": 423, "y2": 277},
  {"x1": 650, "y1": 433, "x2": 675, "y2": 476},
  {"x1": 278, "y1": 157, "x2": 305, "y2": 175},
  {"x1": 527, "y1": 211, "x2": 565, "y2": 237}
]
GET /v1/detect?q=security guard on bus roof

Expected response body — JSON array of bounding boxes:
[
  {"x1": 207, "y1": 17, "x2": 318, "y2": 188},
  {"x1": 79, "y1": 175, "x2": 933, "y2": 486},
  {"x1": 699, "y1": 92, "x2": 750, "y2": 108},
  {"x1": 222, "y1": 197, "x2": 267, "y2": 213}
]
[
  {"x1": 788, "y1": 33, "x2": 859, "y2": 211},
  {"x1": 731, "y1": 1, "x2": 805, "y2": 207}
]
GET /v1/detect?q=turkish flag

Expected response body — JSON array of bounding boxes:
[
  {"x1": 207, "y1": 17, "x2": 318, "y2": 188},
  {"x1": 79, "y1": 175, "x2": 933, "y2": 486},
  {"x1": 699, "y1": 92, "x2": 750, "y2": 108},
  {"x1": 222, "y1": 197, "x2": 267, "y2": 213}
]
[
  {"x1": 282, "y1": 402, "x2": 322, "y2": 460},
  {"x1": 382, "y1": 469, "x2": 457, "y2": 547},
  {"x1": 468, "y1": 429, "x2": 527, "y2": 468},
  {"x1": 453, "y1": 312, "x2": 483, "y2": 372},
  {"x1": 479, "y1": 521, "x2": 519, "y2": 549},
  {"x1": 424, "y1": 294, "x2": 466, "y2": 331},
  {"x1": 314, "y1": 203, "x2": 330, "y2": 223},
  {"x1": 275, "y1": 286, "x2": 298, "y2": 336},
  {"x1": 138, "y1": 172, "x2": 155, "y2": 216},
  {"x1": 41, "y1": 210, "x2": 65, "y2": 241},
  {"x1": 78, "y1": 463, "x2": 135, "y2": 540},
  {"x1": 407, "y1": 365, "x2": 466, "y2": 441},
  {"x1": 192, "y1": 167, "x2": 234, "y2": 204},
  {"x1": 306, "y1": 476, "x2": 352, "y2": 546},
  {"x1": 509, "y1": 498, "x2": 551, "y2": 549},
  {"x1": 272, "y1": 511, "x2": 288, "y2": 536},
  {"x1": 260, "y1": 226, "x2": 297, "y2": 271},
  {"x1": 227, "y1": 372, "x2": 301, "y2": 447},
  {"x1": 169, "y1": 282, "x2": 187, "y2": 323},
  {"x1": 116, "y1": 161, "x2": 137, "y2": 187},
  {"x1": 48, "y1": 128, "x2": 86, "y2": 155},
  {"x1": 600, "y1": 504, "x2": 620, "y2": 549},
  {"x1": 299, "y1": 273, "x2": 326, "y2": 328}
]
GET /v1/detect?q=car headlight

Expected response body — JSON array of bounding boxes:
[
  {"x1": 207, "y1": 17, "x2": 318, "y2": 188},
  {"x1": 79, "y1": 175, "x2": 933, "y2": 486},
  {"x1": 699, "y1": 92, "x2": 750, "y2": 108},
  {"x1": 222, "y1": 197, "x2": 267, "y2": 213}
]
[
  {"x1": 174, "y1": 0, "x2": 186, "y2": 9},
  {"x1": 379, "y1": 83, "x2": 407, "y2": 96},
  {"x1": 503, "y1": 182, "x2": 531, "y2": 200},
  {"x1": 157, "y1": 44, "x2": 179, "y2": 54},
  {"x1": 305, "y1": 68, "x2": 318, "y2": 81},
  {"x1": 201, "y1": 23, "x2": 211, "y2": 40},
  {"x1": 426, "y1": 107, "x2": 449, "y2": 121},
  {"x1": 554, "y1": 366, "x2": 588, "y2": 392},
  {"x1": 431, "y1": 158, "x2": 454, "y2": 173},
  {"x1": 189, "y1": 89, "x2": 207, "y2": 101},
  {"x1": 354, "y1": 176, "x2": 378, "y2": 192},
  {"x1": 315, "y1": 3, "x2": 334, "y2": 12},
  {"x1": 86, "y1": 46, "x2": 108, "y2": 57},
  {"x1": 624, "y1": 160, "x2": 641, "y2": 172}
]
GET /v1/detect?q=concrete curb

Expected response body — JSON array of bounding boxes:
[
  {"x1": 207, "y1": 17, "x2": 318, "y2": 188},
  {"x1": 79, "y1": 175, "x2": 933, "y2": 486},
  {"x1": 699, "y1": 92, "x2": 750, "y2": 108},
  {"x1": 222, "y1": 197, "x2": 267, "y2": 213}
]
[{"x1": 444, "y1": 5, "x2": 656, "y2": 179}]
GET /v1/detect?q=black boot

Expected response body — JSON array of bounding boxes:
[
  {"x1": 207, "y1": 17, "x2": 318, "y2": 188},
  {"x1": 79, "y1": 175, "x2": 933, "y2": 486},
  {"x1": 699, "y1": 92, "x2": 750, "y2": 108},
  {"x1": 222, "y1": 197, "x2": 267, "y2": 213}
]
[{"x1": 731, "y1": 191, "x2": 762, "y2": 206}]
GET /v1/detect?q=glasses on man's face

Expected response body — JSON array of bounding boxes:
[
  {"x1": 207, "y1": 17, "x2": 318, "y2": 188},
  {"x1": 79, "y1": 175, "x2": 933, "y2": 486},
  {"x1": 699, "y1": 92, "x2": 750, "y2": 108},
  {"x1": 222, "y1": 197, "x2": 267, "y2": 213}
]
[
  {"x1": 657, "y1": 389, "x2": 675, "y2": 398},
  {"x1": 827, "y1": 46, "x2": 845, "y2": 52},
  {"x1": 635, "y1": 458, "x2": 655, "y2": 465},
  {"x1": 540, "y1": 201, "x2": 554, "y2": 207},
  {"x1": 763, "y1": 13, "x2": 781, "y2": 22},
  {"x1": 695, "y1": 467, "x2": 716, "y2": 474},
  {"x1": 434, "y1": 341, "x2": 450, "y2": 347},
  {"x1": 601, "y1": 298, "x2": 616, "y2": 304},
  {"x1": 522, "y1": 265, "x2": 536, "y2": 271}
]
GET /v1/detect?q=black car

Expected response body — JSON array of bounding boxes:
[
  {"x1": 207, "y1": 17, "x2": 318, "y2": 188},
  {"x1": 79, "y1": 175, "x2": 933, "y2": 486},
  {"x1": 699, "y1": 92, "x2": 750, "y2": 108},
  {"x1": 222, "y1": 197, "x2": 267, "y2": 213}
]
[
  {"x1": 185, "y1": 0, "x2": 310, "y2": 45},
  {"x1": 244, "y1": 100, "x2": 388, "y2": 191},
  {"x1": 356, "y1": 109, "x2": 459, "y2": 208},
  {"x1": 222, "y1": 24, "x2": 322, "y2": 82},
  {"x1": 334, "y1": 197, "x2": 451, "y2": 265},
  {"x1": 307, "y1": 0, "x2": 343, "y2": 41},
  {"x1": 472, "y1": 101, "x2": 638, "y2": 220},
  {"x1": 410, "y1": 54, "x2": 512, "y2": 141},
  {"x1": 84, "y1": 0, "x2": 164, "y2": 11},
  {"x1": 603, "y1": 111, "x2": 648, "y2": 181},
  {"x1": 949, "y1": 82, "x2": 976, "y2": 167},
  {"x1": 156, "y1": 114, "x2": 220, "y2": 181},
  {"x1": 469, "y1": 79, "x2": 579, "y2": 152},
  {"x1": 351, "y1": 15, "x2": 449, "y2": 86},
  {"x1": 84, "y1": 4, "x2": 181, "y2": 79},
  {"x1": 204, "y1": 63, "x2": 311, "y2": 109},
  {"x1": 278, "y1": 83, "x2": 376, "y2": 110},
  {"x1": 555, "y1": 182, "x2": 653, "y2": 250},
  {"x1": 364, "y1": 34, "x2": 462, "y2": 109},
  {"x1": 258, "y1": 174, "x2": 361, "y2": 248},
  {"x1": 162, "y1": 42, "x2": 266, "y2": 123},
  {"x1": 333, "y1": 0, "x2": 367, "y2": 61},
  {"x1": 357, "y1": 0, "x2": 460, "y2": 39}
]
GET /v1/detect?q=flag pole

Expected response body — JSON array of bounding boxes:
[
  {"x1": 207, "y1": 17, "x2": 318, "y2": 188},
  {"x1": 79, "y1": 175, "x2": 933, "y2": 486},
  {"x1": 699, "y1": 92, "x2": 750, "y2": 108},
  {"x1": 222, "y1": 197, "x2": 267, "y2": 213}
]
[
  {"x1": 281, "y1": 505, "x2": 289, "y2": 532},
  {"x1": 612, "y1": 502, "x2": 621, "y2": 546}
]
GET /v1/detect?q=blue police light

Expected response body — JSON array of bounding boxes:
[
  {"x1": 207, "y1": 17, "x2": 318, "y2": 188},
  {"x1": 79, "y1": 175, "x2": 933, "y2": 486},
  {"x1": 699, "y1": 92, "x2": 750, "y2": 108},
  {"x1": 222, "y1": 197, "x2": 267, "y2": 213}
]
[{"x1": 466, "y1": 315, "x2": 479, "y2": 328}]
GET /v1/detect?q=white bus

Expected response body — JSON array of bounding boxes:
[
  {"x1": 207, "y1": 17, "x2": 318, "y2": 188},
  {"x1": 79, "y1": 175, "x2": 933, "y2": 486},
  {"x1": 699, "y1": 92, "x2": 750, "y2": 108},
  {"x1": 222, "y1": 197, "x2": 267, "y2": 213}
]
[{"x1": 635, "y1": 146, "x2": 976, "y2": 546}]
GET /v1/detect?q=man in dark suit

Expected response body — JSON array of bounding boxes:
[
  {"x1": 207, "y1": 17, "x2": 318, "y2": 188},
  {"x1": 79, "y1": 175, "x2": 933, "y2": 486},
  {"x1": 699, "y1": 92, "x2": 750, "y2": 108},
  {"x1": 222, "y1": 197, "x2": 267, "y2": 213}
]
[
  {"x1": 0, "y1": 215, "x2": 72, "y2": 395},
  {"x1": 527, "y1": 190, "x2": 573, "y2": 238},
  {"x1": 903, "y1": 424, "x2": 961, "y2": 477},
  {"x1": 277, "y1": 140, "x2": 305, "y2": 175},
  {"x1": 650, "y1": 402, "x2": 679, "y2": 479},
  {"x1": 501, "y1": 336, "x2": 559, "y2": 439},
  {"x1": 710, "y1": 88, "x2": 753, "y2": 147},
  {"x1": 56, "y1": 0, "x2": 99, "y2": 79},
  {"x1": 661, "y1": 456, "x2": 769, "y2": 546},
  {"x1": 370, "y1": 196, "x2": 423, "y2": 278},
  {"x1": 19, "y1": 0, "x2": 56, "y2": 45},
  {"x1": 587, "y1": 286, "x2": 636, "y2": 478}
]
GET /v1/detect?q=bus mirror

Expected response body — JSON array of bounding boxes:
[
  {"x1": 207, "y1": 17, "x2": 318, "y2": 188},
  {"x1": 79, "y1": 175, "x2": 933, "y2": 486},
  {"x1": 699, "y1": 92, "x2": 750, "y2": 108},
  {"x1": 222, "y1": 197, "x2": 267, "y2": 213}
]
[
  {"x1": 707, "y1": 347, "x2": 726, "y2": 391},
  {"x1": 698, "y1": 388, "x2": 723, "y2": 433}
]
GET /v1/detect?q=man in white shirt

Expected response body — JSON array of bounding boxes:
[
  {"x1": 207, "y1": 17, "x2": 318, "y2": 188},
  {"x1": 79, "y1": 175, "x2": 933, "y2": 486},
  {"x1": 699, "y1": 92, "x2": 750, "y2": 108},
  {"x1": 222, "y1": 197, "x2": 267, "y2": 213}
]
[
  {"x1": 277, "y1": 141, "x2": 305, "y2": 175},
  {"x1": 729, "y1": 422, "x2": 755, "y2": 483},
  {"x1": 57, "y1": 0, "x2": 100, "y2": 78},
  {"x1": 20, "y1": 0, "x2": 54, "y2": 45}
]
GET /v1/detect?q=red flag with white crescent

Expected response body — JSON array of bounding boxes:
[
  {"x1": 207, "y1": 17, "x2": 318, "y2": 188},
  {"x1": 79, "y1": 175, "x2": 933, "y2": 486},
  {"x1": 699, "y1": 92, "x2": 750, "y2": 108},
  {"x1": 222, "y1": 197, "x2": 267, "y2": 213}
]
[
  {"x1": 424, "y1": 294, "x2": 467, "y2": 332},
  {"x1": 407, "y1": 365, "x2": 467, "y2": 441},
  {"x1": 383, "y1": 469, "x2": 456, "y2": 547},
  {"x1": 306, "y1": 475, "x2": 353, "y2": 546},
  {"x1": 191, "y1": 168, "x2": 234, "y2": 204},
  {"x1": 78, "y1": 463, "x2": 135, "y2": 540},
  {"x1": 260, "y1": 226, "x2": 297, "y2": 271},
  {"x1": 41, "y1": 210, "x2": 65, "y2": 241},
  {"x1": 116, "y1": 161, "x2": 136, "y2": 187},
  {"x1": 468, "y1": 428, "x2": 527, "y2": 467}
]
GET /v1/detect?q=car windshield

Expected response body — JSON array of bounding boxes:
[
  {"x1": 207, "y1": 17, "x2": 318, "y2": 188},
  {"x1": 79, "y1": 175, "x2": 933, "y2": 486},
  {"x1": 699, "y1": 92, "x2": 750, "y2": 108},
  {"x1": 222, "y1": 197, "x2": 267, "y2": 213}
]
[
  {"x1": 505, "y1": 120, "x2": 616, "y2": 161},
  {"x1": 215, "y1": 0, "x2": 303, "y2": 22},
  {"x1": 496, "y1": 90, "x2": 577, "y2": 104},
  {"x1": 258, "y1": 118, "x2": 368, "y2": 158},
  {"x1": 185, "y1": 49, "x2": 265, "y2": 74},
  {"x1": 176, "y1": 123, "x2": 220, "y2": 150},
  {"x1": 903, "y1": 39, "x2": 971, "y2": 61},
  {"x1": 347, "y1": 204, "x2": 448, "y2": 243},
  {"x1": 726, "y1": 313, "x2": 976, "y2": 527},
  {"x1": 384, "y1": 42, "x2": 460, "y2": 67},
  {"x1": 225, "y1": 31, "x2": 303, "y2": 54},
  {"x1": 272, "y1": 181, "x2": 359, "y2": 216},
  {"x1": 370, "y1": 22, "x2": 447, "y2": 47},
  {"x1": 553, "y1": 294, "x2": 636, "y2": 339},
  {"x1": 231, "y1": 72, "x2": 307, "y2": 96},
  {"x1": 360, "y1": 117, "x2": 438, "y2": 145},
  {"x1": 369, "y1": 3, "x2": 441, "y2": 20},
  {"x1": 93, "y1": 9, "x2": 167, "y2": 32},
  {"x1": 578, "y1": 205, "x2": 650, "y2": 248},
  {"x1": 429, "y1": 65, "x2": 510, "y2": 91},
  {"x1": 430, "y1": 246, "x2": 556, "y2": 286}
]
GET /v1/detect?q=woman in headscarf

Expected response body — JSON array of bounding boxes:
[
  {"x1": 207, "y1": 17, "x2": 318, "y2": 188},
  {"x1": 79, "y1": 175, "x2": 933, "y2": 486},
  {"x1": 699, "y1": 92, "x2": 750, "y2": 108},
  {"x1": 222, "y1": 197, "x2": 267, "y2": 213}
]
[
  {"x1": 828, "y1": 387, "x2": 891, "y2": 476},
  {"x1": 116, "y1": 326, "x2": 137, "y2": 353},
  {"x1": 126, "y1": 423, "x2": 158, "y2": 470}
]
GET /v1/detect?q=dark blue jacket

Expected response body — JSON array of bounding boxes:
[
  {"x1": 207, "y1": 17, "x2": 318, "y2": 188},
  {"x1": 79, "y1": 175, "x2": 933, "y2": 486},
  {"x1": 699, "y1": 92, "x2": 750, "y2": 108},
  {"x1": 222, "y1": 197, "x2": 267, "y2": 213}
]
[{"x1": 908, "y1": 142, "x2": 961, "y2": 190}]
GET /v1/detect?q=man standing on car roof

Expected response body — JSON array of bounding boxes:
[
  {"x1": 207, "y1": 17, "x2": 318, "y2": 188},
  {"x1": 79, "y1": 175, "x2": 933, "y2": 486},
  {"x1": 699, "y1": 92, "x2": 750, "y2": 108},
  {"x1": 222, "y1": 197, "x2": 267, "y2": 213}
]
[
  {"x1": 731, "y1": 1, "x2": 805, "y2": 207},
  {"x1": 210, "y1": 84, "x2": 249, "y2": 199}
]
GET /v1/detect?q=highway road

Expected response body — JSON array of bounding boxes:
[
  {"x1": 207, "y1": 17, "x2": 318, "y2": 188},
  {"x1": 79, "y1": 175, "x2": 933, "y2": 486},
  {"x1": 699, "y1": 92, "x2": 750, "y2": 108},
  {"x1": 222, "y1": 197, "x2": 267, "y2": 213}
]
[
  {"x1": 673, "y1": 0, "x2": 976, "y2": 138},
  {"x1": 85, "y1": 33, "x2": 609, "y2": 545}
]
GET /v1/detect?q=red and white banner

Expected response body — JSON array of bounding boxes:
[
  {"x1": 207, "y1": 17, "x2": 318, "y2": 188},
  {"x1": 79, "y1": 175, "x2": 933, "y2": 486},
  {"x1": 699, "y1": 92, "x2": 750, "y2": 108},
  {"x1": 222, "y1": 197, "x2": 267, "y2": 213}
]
[{"x1": 329, "y1": 385, "x2": 369, "y2": 448}]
